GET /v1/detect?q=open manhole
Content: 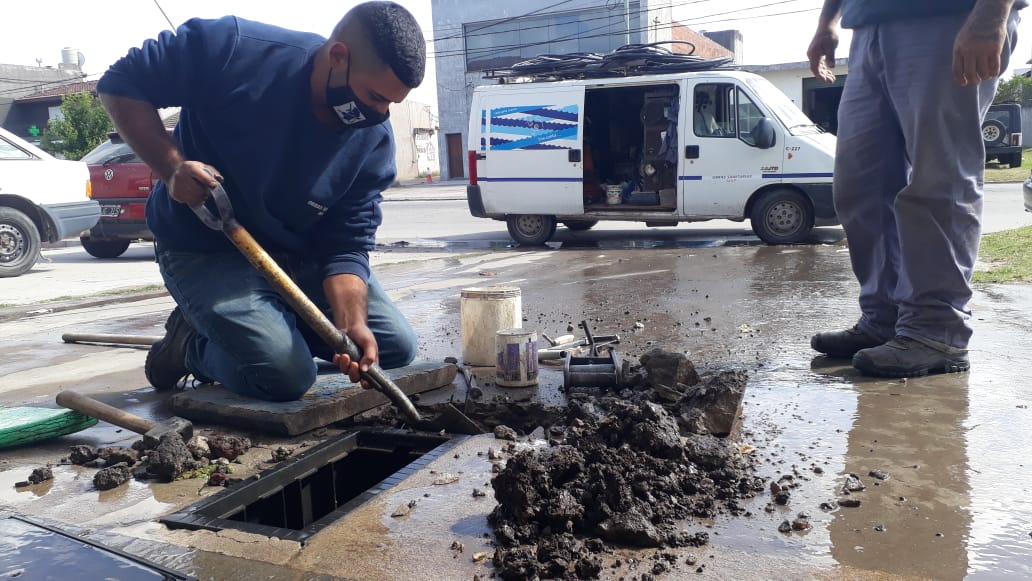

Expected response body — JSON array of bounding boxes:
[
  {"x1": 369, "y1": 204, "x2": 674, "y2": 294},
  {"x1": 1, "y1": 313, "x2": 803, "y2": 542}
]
[{"x1": 162, "y1": 429, "x2": 460, "y2": 543}]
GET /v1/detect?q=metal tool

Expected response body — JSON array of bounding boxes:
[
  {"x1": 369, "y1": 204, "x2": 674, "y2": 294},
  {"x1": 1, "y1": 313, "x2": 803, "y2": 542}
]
[
  {"x1": 190, "y1": 183, "x2": 480, "y2": 434},
  {"x1": 579, "y1": 320, "x2": 621, "y2": 356},
  {"x1": 563, "y1": 349, "x2": 623, "y2": 389},
  {"x1": 56, "y1": 389, "x2": 193, "y2": 448},
  {"x1": 62, "y1": 333, "x2": 161, "y2": 347}
]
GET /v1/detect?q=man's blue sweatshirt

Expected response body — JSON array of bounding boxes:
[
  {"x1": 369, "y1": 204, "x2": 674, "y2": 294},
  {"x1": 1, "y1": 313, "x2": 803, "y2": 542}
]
[{"x1": 97, "y1": 16, "x2": 395, "y2": 282}]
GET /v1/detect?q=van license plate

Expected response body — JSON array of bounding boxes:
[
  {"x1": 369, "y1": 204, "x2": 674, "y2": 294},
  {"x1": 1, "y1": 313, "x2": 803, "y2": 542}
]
[{"x1": 100, "y1": 205, "x2": 122, "y2": 217}]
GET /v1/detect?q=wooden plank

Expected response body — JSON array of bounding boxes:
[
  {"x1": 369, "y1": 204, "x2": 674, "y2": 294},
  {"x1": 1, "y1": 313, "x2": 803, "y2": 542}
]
[
  {"x1": 0, "y1": 407, "x2": 98, "y2": 449},
  {"x1": 170, "y1": 362, "x2": 458, "y2": 436}
]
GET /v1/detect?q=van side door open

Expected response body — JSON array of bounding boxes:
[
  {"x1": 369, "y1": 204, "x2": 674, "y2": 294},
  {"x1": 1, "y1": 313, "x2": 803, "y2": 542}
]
[
  {"x1": 681, "y1": 81, "x2": 783, "y2": 217},
  {"x1": 477, "y1": 87, "x2": 586, "y2": 216}
]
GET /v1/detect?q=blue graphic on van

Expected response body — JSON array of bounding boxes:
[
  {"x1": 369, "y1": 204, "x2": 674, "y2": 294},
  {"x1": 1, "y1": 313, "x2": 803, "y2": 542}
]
[{"x1": 488, "y1": 105, "x2": 579, "y2": 151}]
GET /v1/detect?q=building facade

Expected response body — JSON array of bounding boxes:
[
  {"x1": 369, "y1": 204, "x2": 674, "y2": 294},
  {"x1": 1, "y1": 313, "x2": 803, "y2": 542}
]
[
  {"x1": 0, "y1": 55, "x2": 86, "y2": 145},
  {"x1": 430, "y1": 0, "x2": 738, "y2": 180},
  {"x1": 743, "y1": 60, "x2": 849, "y2": 134}
]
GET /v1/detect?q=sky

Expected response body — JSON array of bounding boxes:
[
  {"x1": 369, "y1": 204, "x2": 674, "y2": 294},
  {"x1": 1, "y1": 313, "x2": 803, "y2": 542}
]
[{"x1": 1, "y1": 0, "x2": 1030, "y2": 112}]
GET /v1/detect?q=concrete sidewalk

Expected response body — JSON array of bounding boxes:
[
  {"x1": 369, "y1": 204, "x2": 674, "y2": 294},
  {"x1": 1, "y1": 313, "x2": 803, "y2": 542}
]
[{"x1": 381, "y1": 179, "x2": 467, "y2": 202}]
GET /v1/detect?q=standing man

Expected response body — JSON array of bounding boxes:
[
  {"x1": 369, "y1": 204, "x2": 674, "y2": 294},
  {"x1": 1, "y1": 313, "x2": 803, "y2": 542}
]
[
  {"x1": 808, "y1": 0, "x2": 1024, "y2": 377},
  {"x1": 97, "y1": 2, "x2": 425, "y2": 401}
]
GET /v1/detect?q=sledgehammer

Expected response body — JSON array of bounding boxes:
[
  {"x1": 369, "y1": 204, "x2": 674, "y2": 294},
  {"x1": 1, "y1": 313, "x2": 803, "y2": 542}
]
[{"x1": 56, "y1": 389, "x2": 193, "y2": 448}]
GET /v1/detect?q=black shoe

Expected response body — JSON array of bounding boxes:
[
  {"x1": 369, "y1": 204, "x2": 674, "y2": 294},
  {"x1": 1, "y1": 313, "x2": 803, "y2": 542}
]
[
  {"x1": 852, "y1": 336, "x2": 969, "y2": 378},
  {"x1": 145, "y1": 307, "x2": 195, "y2": 391},
  {"x1": 811, "y1": 325, "x2": 885, "y2": 358}
]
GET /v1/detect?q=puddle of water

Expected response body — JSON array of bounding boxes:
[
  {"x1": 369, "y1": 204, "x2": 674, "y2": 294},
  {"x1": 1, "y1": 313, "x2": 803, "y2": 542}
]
[{"x1": 0, "y1": 516, "x2": 181, "y2": 580}]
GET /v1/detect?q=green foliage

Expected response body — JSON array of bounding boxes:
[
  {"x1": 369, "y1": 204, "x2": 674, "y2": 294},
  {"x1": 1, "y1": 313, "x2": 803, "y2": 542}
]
[
  {"x1": 40, "y1": 92, "x2": 112, "y2": 160},
  {"x1": 994, "y1": 75, "x2": 1032, "y2": 107}
]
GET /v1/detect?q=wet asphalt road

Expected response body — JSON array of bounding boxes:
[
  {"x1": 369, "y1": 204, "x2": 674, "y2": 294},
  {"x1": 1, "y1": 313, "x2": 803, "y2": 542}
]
[{"x1": 2, "y1": 186, "x2": 1032, "y2": 579}]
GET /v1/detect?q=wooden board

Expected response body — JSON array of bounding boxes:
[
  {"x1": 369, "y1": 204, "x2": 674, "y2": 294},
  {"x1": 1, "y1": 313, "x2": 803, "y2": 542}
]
[
  {"x1": 170, "y1": 361, "x2": 458, "y2": 436},
  {"x1": 0, "y1": 407, "x2": 98, "y2": 449}
]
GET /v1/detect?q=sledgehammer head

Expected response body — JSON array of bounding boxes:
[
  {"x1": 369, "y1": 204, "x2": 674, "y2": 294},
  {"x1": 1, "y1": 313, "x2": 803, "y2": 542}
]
[{"x1": 143, "y1": 416, "x2": 193, "y2": 449}]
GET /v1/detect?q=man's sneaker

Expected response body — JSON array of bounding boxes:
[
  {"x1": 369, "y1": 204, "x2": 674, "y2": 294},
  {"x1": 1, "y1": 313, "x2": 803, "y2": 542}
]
[
  {"x1": 811, "y1": 325, "x2": 885, "y2": 358},
  {"x1": 852, "y1": 336, "x2": 969, "y2": 378},
  {"x1": 145, "y1": 307, "x2": 195, "y2": 391}
]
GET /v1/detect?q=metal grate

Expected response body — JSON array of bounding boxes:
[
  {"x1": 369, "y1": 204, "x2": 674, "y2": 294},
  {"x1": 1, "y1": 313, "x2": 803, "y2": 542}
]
[{"x1": 161, "y1": 430, "x2": 461, "y2": 543}]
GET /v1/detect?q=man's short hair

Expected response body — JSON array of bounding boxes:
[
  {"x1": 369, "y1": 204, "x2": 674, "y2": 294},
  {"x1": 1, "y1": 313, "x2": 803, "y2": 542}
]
[{"x1": 334, "y1": 1, "x2": 426, "y2": 88}]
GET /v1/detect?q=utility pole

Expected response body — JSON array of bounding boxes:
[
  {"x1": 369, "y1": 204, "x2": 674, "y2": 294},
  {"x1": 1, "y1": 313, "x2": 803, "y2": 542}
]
[{"x1": 624, "y1": 0, "x2": 631, "y2": 45}]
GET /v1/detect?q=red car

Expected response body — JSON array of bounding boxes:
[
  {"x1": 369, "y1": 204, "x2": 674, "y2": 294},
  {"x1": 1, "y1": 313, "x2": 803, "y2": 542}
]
[{"x1": 79, "y1": 132, "x2": 157, "y2": 258}]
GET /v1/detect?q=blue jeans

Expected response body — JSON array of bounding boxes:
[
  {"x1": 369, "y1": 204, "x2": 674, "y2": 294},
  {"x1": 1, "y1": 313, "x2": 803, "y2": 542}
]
[
  {"x1": 156, "y1": 247, "x2": 418, "y2": 401},
  {"x1": 834, "y1": 11, "x2": 1018, "y2": 349}
]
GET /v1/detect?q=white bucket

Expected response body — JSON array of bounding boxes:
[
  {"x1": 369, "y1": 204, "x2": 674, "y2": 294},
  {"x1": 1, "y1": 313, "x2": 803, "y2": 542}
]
[
  {"x1": 605, "y1": 185, "x2": 622, "y2": 205},
  {"x1": 496, "y1": 328, "x2": 539, "y2": 387},
  {"x1": 460, "y1": 286, "x2": 522, "y2": 366}
]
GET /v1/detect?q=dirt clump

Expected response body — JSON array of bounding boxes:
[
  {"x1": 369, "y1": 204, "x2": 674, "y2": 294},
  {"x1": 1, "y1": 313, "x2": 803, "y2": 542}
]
[
  {"x1": 68, "y1": 445, "x2": 98, "y2": 465},
  {"x1": 98, "y1": 446, "x2": 140, "y2": 467},
  {"x1": 271, "y1": 447, "x2": 294, "y2": 463},
  {"x1": 15, "y1": 465, "x2": 54, "y2": 488},
  {"x1": 146, "y1": 432, "x2": 195, "y2": 481},
  {"x1": 207, "y1": 434, "x2": 251, "y2": 461},
  {"x1": 94, "y1": 462, "x2": 133, "y2": 490},
  {"x1": 488, "y1": 350, "x2": 758, "y2": 580}
]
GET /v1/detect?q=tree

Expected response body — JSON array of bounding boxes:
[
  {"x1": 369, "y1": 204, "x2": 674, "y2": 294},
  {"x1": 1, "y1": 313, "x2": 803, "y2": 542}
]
[
  {"x1": 994, "y1": 75, "x2": 1032, "y2": 107},
  {"x1": 41, "y1": 92, "x2": 113, "y2": 160}
]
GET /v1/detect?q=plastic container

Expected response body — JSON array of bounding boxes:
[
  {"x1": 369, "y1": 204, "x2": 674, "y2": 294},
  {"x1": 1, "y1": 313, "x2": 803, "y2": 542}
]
[
  {"x1": 495, "y1": 328, "x2": 539, "y2": 387},
  {"x1": 605, "y1": 184, "x2": 623, "y2": 205},
  {"x1": 460, "y1": 286, "x2": 522, "y2": 366}
]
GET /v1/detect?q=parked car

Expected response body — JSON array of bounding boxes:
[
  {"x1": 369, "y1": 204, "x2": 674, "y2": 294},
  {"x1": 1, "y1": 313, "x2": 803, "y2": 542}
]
[
  {"x1": 0, "y1": 127, "x2": 98, "y2": 277},
  {"x1": 984, "y1": 103, "x2": 1023, "y2": 168},
  {"x1": 79, "y1": 132, "x2": 158, "y2": 258}
]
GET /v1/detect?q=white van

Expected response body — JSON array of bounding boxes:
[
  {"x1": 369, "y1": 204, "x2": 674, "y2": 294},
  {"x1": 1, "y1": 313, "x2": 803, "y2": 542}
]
[
  {"x1": 465, "y1": 70, "x2": 837, "y2": 245},
  {"x1": 0, "y1": 127, "x2": 98, "y2": 277}
]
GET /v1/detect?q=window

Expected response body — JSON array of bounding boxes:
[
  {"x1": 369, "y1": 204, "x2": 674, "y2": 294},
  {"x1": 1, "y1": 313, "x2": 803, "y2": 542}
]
[
  {"x1": 736, "y1": 88, "x2": 765, "y2": 146},
  {"x1": 464, "y1": 3, "x2": 641, "y2": 72},
  {"x1": 80, "y1": 140, "x2": 139, "y2": 165},
  {"x1": 693, "y1": 84, "x2": 736, "y2": 138},
  {"x1": 0, "y1": 137, "x2": 34, "y2": 160},
  {"x1": 693, "y1": 83, "x2": 769, "y2": 146}
]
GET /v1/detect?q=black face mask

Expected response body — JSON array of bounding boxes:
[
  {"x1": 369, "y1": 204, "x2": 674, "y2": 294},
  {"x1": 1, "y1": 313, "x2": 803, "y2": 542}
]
[{"x1": 325, "y1": 55, "x2": 389, "y2": 129}]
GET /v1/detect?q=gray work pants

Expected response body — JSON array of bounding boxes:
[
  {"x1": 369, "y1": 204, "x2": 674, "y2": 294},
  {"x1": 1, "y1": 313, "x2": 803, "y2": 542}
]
[{"x1": 835, "y1": 11, "x2": 1019, "y2": 349}]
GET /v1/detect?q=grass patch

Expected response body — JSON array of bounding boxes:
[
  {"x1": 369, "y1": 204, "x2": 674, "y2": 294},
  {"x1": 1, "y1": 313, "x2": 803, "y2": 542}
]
[
  {"x1": 974, "y1": 226, "x2": 1032, "y2": 283},
  {"x1": 984, "y1": 148, "x2": 1032, "y2": 183}
]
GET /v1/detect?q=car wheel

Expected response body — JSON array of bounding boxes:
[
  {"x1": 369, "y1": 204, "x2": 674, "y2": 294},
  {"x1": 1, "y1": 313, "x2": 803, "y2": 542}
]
[
  {"x1": 982, "y1": 119, "x2": 1006, "y2": 145},
  {"x1": 506, "y1": 214, "x2": 557, "y2": 246},
  {"x1": 750, "y1": 189, "x2": 815, "y2": 245},
  {"x1": 80, "y1": 237, "x2": 132, "y2": 259},
  {"x1": 1010, "y1": 152, "x2": 1023, "y2": 168},
  {"x1": 563, "y1": 220, "x2": 598, "y2": 232},
  {"x1": 0, "y1": 206, "x2": 42, "y2": 278}
]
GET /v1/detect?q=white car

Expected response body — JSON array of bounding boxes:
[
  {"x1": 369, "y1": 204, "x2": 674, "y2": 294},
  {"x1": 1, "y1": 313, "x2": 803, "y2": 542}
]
[{"x1": 0, "y1": 127, "x2": 99, "y2": 277}]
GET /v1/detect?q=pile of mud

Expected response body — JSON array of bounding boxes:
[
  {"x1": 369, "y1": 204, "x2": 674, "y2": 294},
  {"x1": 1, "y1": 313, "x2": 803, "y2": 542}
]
[{"x1": 489, "y1": 350, "x2": 759, "y2": 580}]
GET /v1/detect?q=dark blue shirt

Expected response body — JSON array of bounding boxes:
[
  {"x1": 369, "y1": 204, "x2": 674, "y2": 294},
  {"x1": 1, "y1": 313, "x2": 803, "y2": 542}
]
[
  {"x1": 841, "y1": 0, "x2": 1027, "y2": 28},
  {"x1": 97, "y1": 16, "x2": 395, "y2": 282}
]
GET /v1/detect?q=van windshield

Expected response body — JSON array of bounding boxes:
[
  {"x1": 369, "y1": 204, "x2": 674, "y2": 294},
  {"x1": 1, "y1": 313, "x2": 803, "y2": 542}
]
[{"x1": 745, "y1": 77, "x2": 822, "y2": 136}]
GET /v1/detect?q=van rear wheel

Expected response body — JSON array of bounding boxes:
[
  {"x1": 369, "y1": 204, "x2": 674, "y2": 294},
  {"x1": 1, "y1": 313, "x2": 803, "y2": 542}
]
[
  {"x1": 0, "y1": 207, "x2": 42, "y2": 278},
  {"x1": 507, "y1": 214, "x2": 557, "y2": 246},
  {"x1": 750, "y1": 189, "x2": 815, "y2": 245},
  {"x1": 563, "y1": 220, "x2": 598, "y2": 231}
]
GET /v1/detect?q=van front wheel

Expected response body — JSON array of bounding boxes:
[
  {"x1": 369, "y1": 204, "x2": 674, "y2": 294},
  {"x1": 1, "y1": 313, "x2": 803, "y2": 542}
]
[
  {"x1": 507, "y1": 214, "x2": 557, "y2": 246},
  {"x1": 749, "y1": 189, "x2": 815, "y2": 245}
]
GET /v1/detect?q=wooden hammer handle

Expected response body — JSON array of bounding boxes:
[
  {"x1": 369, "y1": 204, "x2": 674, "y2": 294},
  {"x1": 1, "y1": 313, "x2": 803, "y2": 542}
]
[{"x1": 56, "y1": 390, "x2": 156, "y2": 435}]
